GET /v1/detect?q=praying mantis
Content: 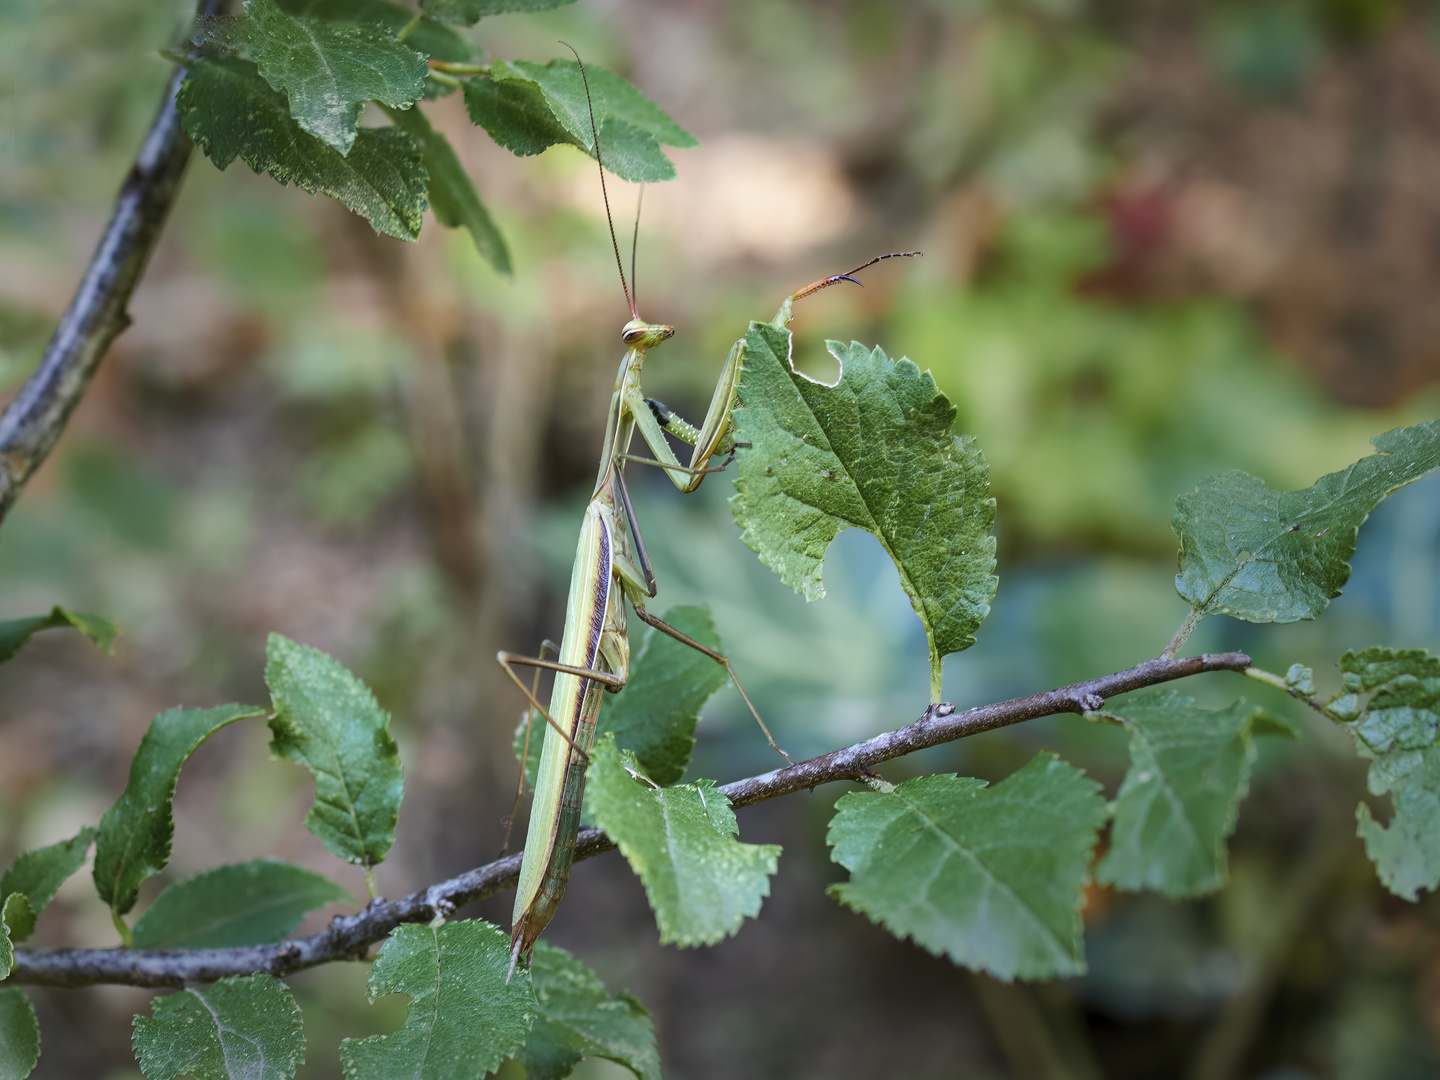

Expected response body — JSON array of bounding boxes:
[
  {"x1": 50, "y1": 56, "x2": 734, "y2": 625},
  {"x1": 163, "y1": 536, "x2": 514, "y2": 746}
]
[{"x1": 497, "y1": 55, "x2": 917, "y2": 976}]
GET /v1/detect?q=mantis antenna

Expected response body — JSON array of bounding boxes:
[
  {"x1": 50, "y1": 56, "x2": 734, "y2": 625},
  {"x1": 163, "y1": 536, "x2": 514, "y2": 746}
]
[
  {"x1": 562, "y1": 41, "x2": 638, "y2": 320},
  {"x1": 631, "y1": 185, "x2": 645, "y2": 314}
]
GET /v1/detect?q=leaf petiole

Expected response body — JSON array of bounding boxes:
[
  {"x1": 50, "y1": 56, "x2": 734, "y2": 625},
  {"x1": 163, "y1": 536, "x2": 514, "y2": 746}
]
[
  {"x1": 111, "y1": 907, "x2": 132, "y2": 948},
  {"x1": 1243, "y1": 665, "x2": 1333, "y2": 718},
  {"x1": 430, "y1": 60, "x2": 490, "y2": 75},
  {"x1": 1162, "y1": 607, "x2": 1205, "y2": 659}
]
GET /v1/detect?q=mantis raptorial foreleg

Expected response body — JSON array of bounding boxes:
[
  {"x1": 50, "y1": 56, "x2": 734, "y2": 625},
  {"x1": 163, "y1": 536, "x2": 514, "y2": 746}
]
[{"x1": 609, "y1": 250, "x2": 919, "y2": 493}]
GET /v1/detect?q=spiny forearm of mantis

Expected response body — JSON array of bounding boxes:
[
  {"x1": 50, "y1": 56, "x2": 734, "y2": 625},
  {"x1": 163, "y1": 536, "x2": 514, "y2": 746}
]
[{"x1": 7, "y1": 650, "x2": 1252, "y2": 989}]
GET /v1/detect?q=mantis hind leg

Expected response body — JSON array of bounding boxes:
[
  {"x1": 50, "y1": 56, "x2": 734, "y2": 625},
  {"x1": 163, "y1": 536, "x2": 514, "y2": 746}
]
[
  {"x1": 630, "y1": 604, "x2": 794, "y2": 766},
  {"x1": 496, "y1": 651, "x2": 626, "y2": 761},
  {"x1": 500, "y1": 639, "x2": 561, "y2": 856}
]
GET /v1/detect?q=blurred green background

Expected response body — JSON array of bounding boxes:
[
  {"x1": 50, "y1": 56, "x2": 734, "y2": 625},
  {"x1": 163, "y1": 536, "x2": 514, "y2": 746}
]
[{"x1": 4, "y1": 0, "x2": 1440, "y2": 1077}]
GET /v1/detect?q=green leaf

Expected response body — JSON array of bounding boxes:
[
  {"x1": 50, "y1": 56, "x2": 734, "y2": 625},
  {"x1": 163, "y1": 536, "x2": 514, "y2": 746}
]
[
  {"x1": 517, "y1": 941, "x2": 660, "y2": 1080},
  {"x1": 132, "y1": 861, "x2": 353, "y2": 949},
  {"x1": 827, "y1": 755, "x2": 1107, "y2": 981},
  {"x1": 513, "y1": 706, "x2": 543, "y2": 792},
  {"x1": 0, "y1": 895, "x2": 31, "y2": 955},
  {"x1": 133, "y1": 975, "x2": 305, "y2": 1080},
  {"x1": 463, "y1": 75, "x2": 577, "y2": 156},
  {"x1": 265, "y1": 634, "x2": 404, "y2": 868},
  {"x1": 0, "y1": 897, "x2": 16, "y2": 977},
  {"x1": 0, "y1": 988, "x2": 40, "y2": 1080},
  {"x1": 1330, "y1": 647, "x2": 1440, "y2": 899},
  {"x1": 94, "y1": 705, "x2": 266, "y2": 920},
  {"x1": 1096, "y1": 691, "x2": 1274, "y2": 897},
  {"x1": 0, "y1": 606, "x2": 117, "y2": 664},
  {"x1": 463, "y1": 60, "x2": 690, "y2": 183},
  {"x1": 1285, "y1": 663, "x2": 1316, "y2": 696},
  {"x1": 595, "y1": 605, "x2": 727, "y2": 787},
  {"x1": 1174, "y1": 420, "x2": 1440, "y2": 622},
  {"x1": 179, "y1": 56, "x2": 428, "y2": 241},
  {"x1": 381, "y1": 104, "x2": 511, "y2": 273},
  {"x1": 277, "y1": 0, "x2": 477, "y2": 62},
  {"x1": 242, "y1": 0, "x2": 428, "y2": 154},
  {"x1": 730, "y1": 327, "x2": 997, "y2": 700},
  {"x1": 507, "y1": 60, "x2": 696, "y2": 149},
  {"x1": 585, "y1": 736, "x2": 779, "y2": 946},
  {"x1": 0, "y1": 826, "x2": 94, "y2": 941},
  {"x1": 421, "y1": 0, "x2": 576, "y2": 27},
  {"x1": 340, "y1": 921, "x2": 535, "y2": 1079}
]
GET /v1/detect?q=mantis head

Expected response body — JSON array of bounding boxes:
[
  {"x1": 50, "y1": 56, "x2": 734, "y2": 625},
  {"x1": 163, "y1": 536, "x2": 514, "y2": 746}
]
[{"x1": 621, "y1": 319, "x2": 675, "y2": 351}]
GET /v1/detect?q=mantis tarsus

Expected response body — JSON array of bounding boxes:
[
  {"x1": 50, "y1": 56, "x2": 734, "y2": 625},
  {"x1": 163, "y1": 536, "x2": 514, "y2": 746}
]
[{"x1": 498, "y1": 53, "x2": 918, "y2": 976}]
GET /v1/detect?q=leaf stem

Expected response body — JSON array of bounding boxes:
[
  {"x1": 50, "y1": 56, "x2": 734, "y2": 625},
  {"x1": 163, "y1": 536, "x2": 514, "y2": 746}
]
[
  {"x1": 429, "y1": 60, "x2": 489, "y2": 75},
  {"x1": 396, "y1": 13, "x2": 424, "y2": 41},
  {"x1": 9, "y1": 650, "x2": 1251, "y2": 988},
  {"x1": 111, "y1": 909, "x2": 132, "y2": 949},
  {"x1": 428, "y1": 70, "x2": 464, "y2": 89},
  {"x1": 1243, "y1": 666, "x2": 1334, "y2": 718},
  {"x1": 364, "y1": 866, "x2": 379, "y2": 901},
  {"x1": 1162, "y1": 607, "x2": 1205, "y2": 659}
]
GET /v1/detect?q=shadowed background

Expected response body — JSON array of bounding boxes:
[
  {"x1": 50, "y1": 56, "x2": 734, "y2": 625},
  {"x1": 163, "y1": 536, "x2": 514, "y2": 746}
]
[{"x1": 3, "y1": 0, "x2": 1440, "y2": 1077}]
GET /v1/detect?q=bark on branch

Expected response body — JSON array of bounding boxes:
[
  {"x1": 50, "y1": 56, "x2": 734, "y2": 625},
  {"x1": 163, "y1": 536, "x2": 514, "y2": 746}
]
[
  {"x1": 0, "y1": 2, "x2": 223, "y2": 525},
  {"x1": 5, "y1": 650, "x2": 1250, "y2": 989}
]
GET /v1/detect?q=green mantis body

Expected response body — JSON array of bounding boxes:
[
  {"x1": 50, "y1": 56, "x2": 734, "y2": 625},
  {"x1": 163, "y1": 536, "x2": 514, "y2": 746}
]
[
  {"x1": 497, "y1": 40, "x2": 916, "y2": 979},
  {"x1": 500, "y1": 254, "x2": 914, "y2": 973},
  {"x1": 500, "y1": 311, "x2": 757, "y2": 973}
]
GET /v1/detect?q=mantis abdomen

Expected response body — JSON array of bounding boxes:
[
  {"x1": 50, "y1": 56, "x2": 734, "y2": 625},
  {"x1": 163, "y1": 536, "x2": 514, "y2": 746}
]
[{"x1": 510, "y1": 500, "x2": 624, "y2": 966}]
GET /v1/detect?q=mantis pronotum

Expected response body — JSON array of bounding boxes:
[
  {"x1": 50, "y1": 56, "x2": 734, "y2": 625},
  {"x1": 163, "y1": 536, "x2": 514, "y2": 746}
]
[{"x1": 498, "y1": 53, "x2": 917, "y2": 976}]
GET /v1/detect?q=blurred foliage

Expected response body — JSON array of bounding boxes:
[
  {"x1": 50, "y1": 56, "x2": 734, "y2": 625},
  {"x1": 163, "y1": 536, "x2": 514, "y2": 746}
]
[{"x1": 3, "y1": 0, "x2": 1440, "y2": 1076}]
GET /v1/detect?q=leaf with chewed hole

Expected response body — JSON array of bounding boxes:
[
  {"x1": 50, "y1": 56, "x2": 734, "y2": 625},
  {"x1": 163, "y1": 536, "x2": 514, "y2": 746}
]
[
  {"x1": 340, "y1": 921, "x2": 535, "y2": 1079},
  {"x1": 732, "y1": 326, "x2": 996, "y2": 700}
]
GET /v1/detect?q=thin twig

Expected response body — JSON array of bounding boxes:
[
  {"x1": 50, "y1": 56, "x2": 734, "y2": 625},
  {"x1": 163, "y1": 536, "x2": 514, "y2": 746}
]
[
  {"x1": 1242, "y1": 666, "x2": 1334, "y2": 718},
  {"x1": 0, "y1": 0, "x2": 225, "y2": 526},
  {"x1": 6, "y1": 650, "x2": 1249, "y2": 989}
]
